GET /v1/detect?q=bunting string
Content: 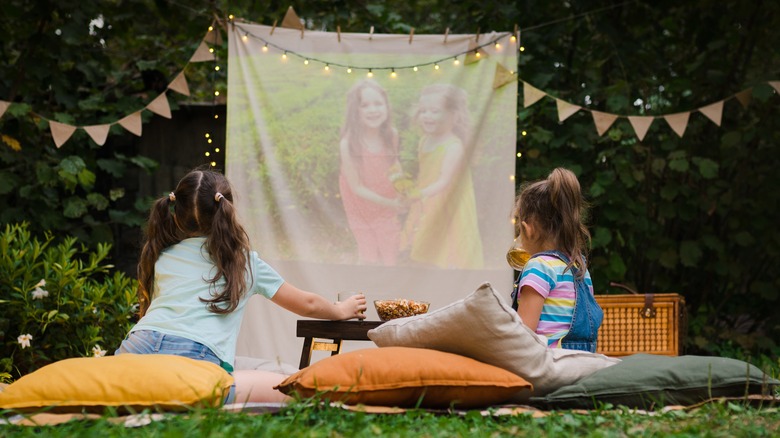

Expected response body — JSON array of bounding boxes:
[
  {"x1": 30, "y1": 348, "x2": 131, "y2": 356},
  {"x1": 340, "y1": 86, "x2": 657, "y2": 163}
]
[{"x1": 0, "y1": 8, "x2": 778, "y2": 149}]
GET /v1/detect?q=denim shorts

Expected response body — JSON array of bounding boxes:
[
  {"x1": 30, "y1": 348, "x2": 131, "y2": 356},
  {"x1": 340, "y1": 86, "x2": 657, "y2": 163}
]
[{"x1": 115, "y1": 330, "x2": 236, "y2": 404}]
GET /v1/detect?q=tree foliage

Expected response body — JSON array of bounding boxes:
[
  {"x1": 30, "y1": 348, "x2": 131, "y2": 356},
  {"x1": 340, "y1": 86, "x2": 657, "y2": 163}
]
[{"x1": 1, "y1": 0, "x2": 779, "y2": 358}]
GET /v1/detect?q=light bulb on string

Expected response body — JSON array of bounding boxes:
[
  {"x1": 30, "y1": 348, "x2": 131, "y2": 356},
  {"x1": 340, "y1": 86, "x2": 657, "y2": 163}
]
[
  {"x1": 228, "y1": 14, "x2": 234, "y2": 20},
  {"x1": 214, "y1": 90, "x2": 219, "y2": 97},
  {"x1": 215, "y1": 65, "x2": 220, "y2": 71},
  {"x1": 208, "y1": 139, "x2": 213, "y2": 144},
  {"x1": 434, "y1": 63, "x2": 439, "y2": 70},
  {"x1": 347, "y1": 67, "x2": 352, "y2": 74},
  {"x1": 304, "y1": 59, "x2": 309, "y2": 65},
  {"x1": 211, "y1": 161, "x2": 217, "y2": 167},
  {"x1": 453, "y1": 57, "x2": 460, "y2": 66},
  {"x1": 214, "y1": 114, "x2": 219, "y2": 119},
  {"x1": 324, "y1": 64, "x2": 330, "y2": 71},
  {"x1": 367, "y1": 69, "x2": 373, "y2": 78},
  {"x1": 282, "y1": 51, "x2": 287, "y2": 60},
  {"x1": 209, "y1": 47, "x2": 215, "y2": 53},
  {"x1": 205, "y1": 133, "x2": 210, "y2": 139},
  {"x1": 495, "y1": 42, "x2": 501, "y2": 50},
  {"x1": 215, "y1": 148, "x2": 220, "y2": 153},
  {"x1": 241, "y1": 34, "x2": 248, "y2": 42},
  {"x1": 205, "y1": 151, "x2": 211, "y2": 157},
  {"x1": 413, "y1": 66, "x2": 418, "y2": 72},
  {"x1": 262, "y1": 43, "x2": 268, "y2": 52},
  {"x1": 390, "y1": 68, "x2": 397, "y2": 78},
  {"x1": 208, "y1": 26, "x2": 214, "y2": 32},
  {"x1": 520, "y1": 46, "x2": 525, "y2": 52},
  {"x1": 521, "y1": 130, "x2": 527, "y2": 136},
  {"x1": 510, "y1": 35, "x2": 517, "y2": 43},
  {"x1": 475, "y1": 51, "x2": 481, "y2": 58}
]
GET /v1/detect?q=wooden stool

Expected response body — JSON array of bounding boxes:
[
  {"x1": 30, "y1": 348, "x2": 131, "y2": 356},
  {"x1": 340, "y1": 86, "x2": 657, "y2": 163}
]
[{"x1": 296, "y1": 320, "x2": 383, "y2": 369}]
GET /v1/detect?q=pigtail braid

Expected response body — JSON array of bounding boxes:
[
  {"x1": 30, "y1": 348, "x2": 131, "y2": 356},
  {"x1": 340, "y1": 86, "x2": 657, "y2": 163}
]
[{"x1": 137, "y1": 195, "x2": 181, "y2": 316}]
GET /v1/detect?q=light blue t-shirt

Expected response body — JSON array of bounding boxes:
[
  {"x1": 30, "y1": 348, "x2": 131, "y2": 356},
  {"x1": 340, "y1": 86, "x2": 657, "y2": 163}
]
[{"x1": 130, "y1": 237, "x2": 284, "y2": 367}]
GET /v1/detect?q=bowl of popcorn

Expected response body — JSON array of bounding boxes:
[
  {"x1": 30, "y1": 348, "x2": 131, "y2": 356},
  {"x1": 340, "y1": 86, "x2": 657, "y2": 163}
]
[{"x1": 374, "y1": 299, "x2": 430, "y2": 321}]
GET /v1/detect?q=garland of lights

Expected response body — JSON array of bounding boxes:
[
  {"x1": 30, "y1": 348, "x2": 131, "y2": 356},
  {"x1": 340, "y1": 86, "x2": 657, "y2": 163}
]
[{"x1": 233, "y1": 21, "x2": 521, "y2": 77}]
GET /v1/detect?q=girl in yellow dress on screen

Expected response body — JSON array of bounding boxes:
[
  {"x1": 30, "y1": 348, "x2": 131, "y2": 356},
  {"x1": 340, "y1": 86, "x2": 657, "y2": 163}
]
[{"x1": 402, "y1": 84, "x2": 484, "y2": 269}]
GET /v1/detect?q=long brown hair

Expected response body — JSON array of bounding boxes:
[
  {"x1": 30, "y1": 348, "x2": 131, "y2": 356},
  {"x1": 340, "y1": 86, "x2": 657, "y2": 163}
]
[
  {"x1": 512, "y1": 168, "x2": 591, "y2": 278},
  {"x1": 340, "y1": 79, "x2": 398, "y2": 161},
  {"x1": 136, "y1": 169, "x2": 252, "y2": 316}
]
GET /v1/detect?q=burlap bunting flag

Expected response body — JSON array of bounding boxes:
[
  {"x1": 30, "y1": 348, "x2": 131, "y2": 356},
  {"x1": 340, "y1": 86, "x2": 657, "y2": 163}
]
[
  {"x1": 591, "y1": 111, "x2": 618, "y2": 136},
  {"x1": 523, "y1": 82, "x2": 546, "y2": 108},
  {"x1": 0, "y1": 100, "x2": 9, "y2": 119},
  {"x1": 281, "y1": 6, "x2": 303, "y2": 30},
  {"x1": 49, "y1": 121, "x2": 77, "y2": 148},
  {"x1": 83, "y1": 124, "x2": 111, "y2": 146},
  {"x1": 492, "y1": 63, "x2": 515, "y2": 90},
  {"x1": 734, "y1": 89, "x2": 752, "y2": 108},
  {"x1": 769, "y1": 81, "x2": 780, "y2": 93},
  {"x1": 664, "y1": 112, "x2": 690, "y2": 137},
  {"x1": 190, "y1": 41, "x2": 215, "y2": 63},
  {"x1": 628, "y1": 116, "x2": 654, "y2": 141},
  {"x1": 168, "y1": 72, "x2": 190, "y2": 96},
  {"x1": 147, "y1": 93, "x2": 172, "y2": 119},
  {"x1": 464, "y1": 40, "x2": 488, "y2": 65},
  {"x1": 556, "y1": 99, "x2": 580, "y2": 122},
  {"x1": 698, "y1": 101, "x2": 724, "y2": 126},
  {"x1": 118, "y1": 112, "x2": 143, "y2": 136}
]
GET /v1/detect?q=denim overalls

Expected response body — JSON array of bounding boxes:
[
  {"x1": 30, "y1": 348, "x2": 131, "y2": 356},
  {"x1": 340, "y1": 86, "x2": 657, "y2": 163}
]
[{"x1": 511, "y1": 250, "x2": 603, "y2": 352}]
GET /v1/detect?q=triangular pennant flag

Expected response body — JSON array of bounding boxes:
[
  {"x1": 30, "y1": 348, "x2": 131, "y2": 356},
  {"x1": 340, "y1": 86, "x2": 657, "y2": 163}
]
[
  {"x1": 556, "y1": 99, "x2": 581, "y2": 122},
  {"x1": 204, "y1": 24, "x2": 223, "y2": 46},
  {"x1": 492, "y1": 63, "x2": 515, "y2": 90},
  {"x1": 83, "y1": 124, "x2": 111, "y2": 146},
  {"x1": 523, "y1": 82, "x2": 546, "y2": 108},
  {"x1": 698, "y1": 101, "x2": 724, "y2": 126},
  {"x1": 190, "y1": 41, "x2": 215, "y2": 63},
  {"x1": 591, "y1": 111, "x2": 619, "y2": 136},
  {"x1": 49, "y1": 121, "x2": 77, "y2": 148},
  {"x1": 147, "y1": 93, "x2": 172, "y2": 119},
  {"x1": 664, "y1": 112, "x2": 691, "y2": 137},
  {"x1": 734, "y1": 88, "x2": 752, "y2": 108},
  {"x1": 464, "y1": 40, "x2": 489, "y2": 65},
  {"x1": 769, "y1": 81, "x2": 780, "y2": 93},
  {"x1": 628, "y1": 116, "x2": 654, "y2": 141},
  {"x1": 118, "y1": 112, "x2": 143, "y2": 136},
  {"x1": 281, "y1": 6, "x2": 303, "y2": 30},
  {"x1": 0, "y1": 100, "x2": 9, "y2": 119},
  {"x1": 168, "y1": 72, "x2": 190, "y2": 96}
]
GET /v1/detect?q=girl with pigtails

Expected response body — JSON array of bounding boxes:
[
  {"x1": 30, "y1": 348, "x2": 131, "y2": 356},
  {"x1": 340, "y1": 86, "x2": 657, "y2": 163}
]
[
  {"x1": 509, "y1": 167, "x2": 603, "y2": 352},
  {"x1": 115, "y1": 168, "x2": 367, "y2": 403}
]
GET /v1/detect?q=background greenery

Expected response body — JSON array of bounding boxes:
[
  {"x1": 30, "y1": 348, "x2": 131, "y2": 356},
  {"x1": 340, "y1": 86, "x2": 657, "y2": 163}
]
[{"x1": 1, "y1": 0, "x2": 779, "y2": 365}]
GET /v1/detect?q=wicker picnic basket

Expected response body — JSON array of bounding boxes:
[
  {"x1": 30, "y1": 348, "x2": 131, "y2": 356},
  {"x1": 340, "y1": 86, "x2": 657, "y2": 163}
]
[{"x1": 594, "y1": 283, "x2": 687, "y2": 357}]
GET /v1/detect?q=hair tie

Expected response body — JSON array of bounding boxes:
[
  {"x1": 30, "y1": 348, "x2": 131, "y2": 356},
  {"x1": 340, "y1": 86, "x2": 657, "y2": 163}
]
[
  {"x1": 214, "y1": 192, "x2": 225, "y2": 203},
  {"x1": 169, "y1": 192, "x2": 176, "y2": 202}
]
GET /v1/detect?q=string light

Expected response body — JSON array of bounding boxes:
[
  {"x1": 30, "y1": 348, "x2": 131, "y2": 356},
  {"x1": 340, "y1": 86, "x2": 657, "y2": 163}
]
[
  {"x1": 453, "y1": 57, "x2": 460, "y2": 66},
  {"x1": 434, "y1": 63, "x2": 439, "y2": 70},
  {"x1": 495, "y1": 42, "x2": 501, "y2": 49},
  {"x1": 475, "y1": 51, "x2": 481, "y2": 58},
  {"x1": 413, "y1": 66, "x2": 418, "y2": 72},
  {"x1": 215, "y1": 65, "x2": 220, "y2": 71},
  {"x1": 209, "y1": 47, "x2": 215, "y2": 53},
  {"x1": 214, "y1": 114, "x2": 219, "y2": 119},
  {"x1": 214, "y1": 90, "x2": 220, "y2": 96},
  {"x1": 367, "y1": 69, "x2": 373, "y2": 77},
  {"x1": 516, "y1": 152, "x2": 522, "y2": 157},
  {"x1": 262, "y1": 43, "x2": 268, "y2": 52},
  {"x1": 347, "y1": 67, "x2": 352, "y2": 73},
  {"x1": 205, "y1": 133, "x2": 210, "y2": 138},
  {"x1": 390, "y1": 68, "x2": 397, "y2": 78},
  {"x1": 304, "y1": 59, "x2": 309, "y2": 65},
  {"x1": 205, "y1": 151, "x2": 211, "y2": 157},
  {"x1": 215, "y1": 148, "x2": 220, "y2": 153},
  {"x1": 521, "y1": 130, "x2": 527, "y2": 136},
  {"x1": 228, "y1": 14, "x2": 234, "y2": 20},
  {"x1": 324, "y1": 64, "x2": 330, "y2": 71},
  {"x1": 520, "y1": 46, "x2": 525, "y2": 52},
  {"x1": 208, "y1": 138, "x2": 213, "y2": 144},
  {"x1": 510, "y1": 35, "x2": 517, "y2": 43},
  {"x1": 211, "y1": 161, "x2": 217, "y2": 167},
  {"x1": 208, "y1": 26, "x2": 214, "y2": 32},
  {"x1": 282, "y1": 52, "x2": 288, "y2": 60},
  {"x1": 242, "y1": 34, "x2": 248, "y2": 42}
]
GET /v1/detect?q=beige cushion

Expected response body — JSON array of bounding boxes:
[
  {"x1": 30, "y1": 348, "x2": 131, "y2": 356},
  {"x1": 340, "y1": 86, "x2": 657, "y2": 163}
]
[
  {"x1": 275, "y1": 346, "x2": 532, "y2": 408},
  {"x1": 367, "y1": 282, "x2": 620, "y2": 400}
]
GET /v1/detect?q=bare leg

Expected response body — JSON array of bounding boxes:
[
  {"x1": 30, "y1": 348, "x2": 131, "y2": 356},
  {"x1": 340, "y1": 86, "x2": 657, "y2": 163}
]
[{"x1": 232, "y1": 369, "x2": 291, "y2": 404}]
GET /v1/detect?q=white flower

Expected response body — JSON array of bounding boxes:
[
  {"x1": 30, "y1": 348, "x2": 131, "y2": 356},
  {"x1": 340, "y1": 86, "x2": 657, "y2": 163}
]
[
  {"x1": 31, "y1": 287, "x2": 49, "y2": 300},
  {"x1": 17, "y1": 334, "x2": 32, "y2": 349},
  {"x1": 92, "y1": 345, "x2": 107, "y2": 357},
  {"x1": 34, "y1": 279, "x2": 46, "y2": 288}
]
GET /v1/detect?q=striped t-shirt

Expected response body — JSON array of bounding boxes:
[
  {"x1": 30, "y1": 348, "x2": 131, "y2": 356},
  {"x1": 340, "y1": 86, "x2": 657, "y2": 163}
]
[{"x1": 518, "y1": 254, "x2": 594, "y2": 348}]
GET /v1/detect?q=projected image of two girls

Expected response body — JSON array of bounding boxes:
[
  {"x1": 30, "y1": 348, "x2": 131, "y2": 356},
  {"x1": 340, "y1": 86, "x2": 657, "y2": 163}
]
[{"x1": 339, "y1": 80, "x2": 483, "y2": 269}]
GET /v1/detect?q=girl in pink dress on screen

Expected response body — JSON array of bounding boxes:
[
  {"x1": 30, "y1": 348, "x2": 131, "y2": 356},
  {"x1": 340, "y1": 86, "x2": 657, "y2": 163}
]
[{"x1": 339, "y1": 80, "x2": 405, "y2": 265}]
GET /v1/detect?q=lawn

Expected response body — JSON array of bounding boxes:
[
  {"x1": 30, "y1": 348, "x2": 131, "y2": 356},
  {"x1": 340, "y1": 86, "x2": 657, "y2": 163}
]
[{"x1": 2, "y1": 400, "x2": 779, "y2": 437}]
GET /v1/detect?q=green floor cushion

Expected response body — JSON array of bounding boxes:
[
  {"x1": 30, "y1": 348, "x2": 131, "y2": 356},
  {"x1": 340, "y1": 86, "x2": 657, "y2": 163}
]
[{"x1": 531, "y1": 353, "x2": 779, "y2": 410}]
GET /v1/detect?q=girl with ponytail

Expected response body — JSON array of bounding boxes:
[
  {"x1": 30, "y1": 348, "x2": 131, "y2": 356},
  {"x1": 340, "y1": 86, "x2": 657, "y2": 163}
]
[
  {"x1": 116, "y1": 168, "x2": 367, "y2": 403},
  {"x1": 508, "y1": 168, "x2": 603, "y2": 352}
]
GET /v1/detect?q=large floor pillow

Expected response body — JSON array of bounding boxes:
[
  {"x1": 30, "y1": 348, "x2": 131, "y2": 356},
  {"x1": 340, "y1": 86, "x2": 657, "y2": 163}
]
[
  {"x1": 275, "y1": 346, "x2": 532, "y2": 408},
  {"x1": 0, "y1": 354, "x2": 233, "y2": 413},
  {"x1": 530, "y1": 353, "x2": 780, "y2": 410},
  {"x1": 368, "y1": 282, "x2": 620, "y2": 401}
]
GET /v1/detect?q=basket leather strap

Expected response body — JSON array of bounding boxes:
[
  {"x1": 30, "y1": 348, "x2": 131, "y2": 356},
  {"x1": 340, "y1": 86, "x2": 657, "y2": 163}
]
[{"x1": 642, "y1": 293, "x2": 657, "y2": 318}]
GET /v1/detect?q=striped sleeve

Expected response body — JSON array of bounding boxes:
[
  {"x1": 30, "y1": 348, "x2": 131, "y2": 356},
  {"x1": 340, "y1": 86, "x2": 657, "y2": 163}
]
[{"x1": 518, "y1": 257, "x2": 557, "y2": 299}]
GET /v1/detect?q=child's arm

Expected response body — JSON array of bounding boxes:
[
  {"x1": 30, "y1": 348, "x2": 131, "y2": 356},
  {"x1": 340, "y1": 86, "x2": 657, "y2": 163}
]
[
  {"x1": 340, "y1": 138, "x2": 402, "y2": 208},
  {"x1": 418, "y1": 138, "x2": 465, "y2": 198},
  {"x1": 271, "y1": 282, "x2": 367, "y2": 320},
  {"x1": 516, "y1": 286, "x2": 545, "y2": 330}
]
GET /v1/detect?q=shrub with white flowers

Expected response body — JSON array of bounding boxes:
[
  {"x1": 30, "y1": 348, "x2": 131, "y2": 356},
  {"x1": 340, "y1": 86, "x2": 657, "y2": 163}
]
[{"x1": 1, "y1": 223, "x2": 138, "y2": 379}]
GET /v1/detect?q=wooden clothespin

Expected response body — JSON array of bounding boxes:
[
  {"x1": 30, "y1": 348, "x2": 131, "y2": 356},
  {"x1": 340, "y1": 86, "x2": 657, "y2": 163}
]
[
  {"x1": 369, "y1": 26, "x2": 374, "y2": 40},
  {"x1": 443, "y1": 27, "x2": 449, "y2": 44},
  {"x1": 270, "y1": 19, "x2": 277, "y2": 35},
  {"x1": 409, "y1": 27, "x2": 415, "y2": 44},
  {"x1": 337, "y1": 25, "x2": 341, "y2": 42},
  {"x1": 475, "y1": 27, "x2": 481, "y2": 43},
  {"x1": 300, "y1": 26, "x2": 304, "y2": 39}
]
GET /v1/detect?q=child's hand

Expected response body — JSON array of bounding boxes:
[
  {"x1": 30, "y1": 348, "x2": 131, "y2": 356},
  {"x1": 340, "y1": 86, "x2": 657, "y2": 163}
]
[{"x1": 337, "y1": 293, "x2": 367, "y2": 320}]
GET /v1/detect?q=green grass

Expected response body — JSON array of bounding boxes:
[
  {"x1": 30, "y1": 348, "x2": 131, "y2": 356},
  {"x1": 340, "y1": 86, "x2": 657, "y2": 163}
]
[{"x1": 2, "y1": 400, "x2": 779, "y2": 437}]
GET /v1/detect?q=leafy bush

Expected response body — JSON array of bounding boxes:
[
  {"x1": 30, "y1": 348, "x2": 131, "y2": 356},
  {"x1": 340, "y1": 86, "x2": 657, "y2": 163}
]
[{"x1": 0, "y1": 223, "x2": 137, "y2": 379}]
